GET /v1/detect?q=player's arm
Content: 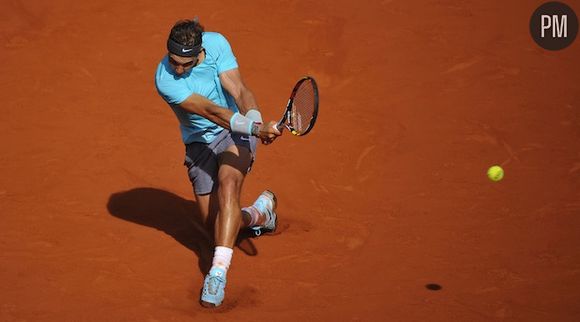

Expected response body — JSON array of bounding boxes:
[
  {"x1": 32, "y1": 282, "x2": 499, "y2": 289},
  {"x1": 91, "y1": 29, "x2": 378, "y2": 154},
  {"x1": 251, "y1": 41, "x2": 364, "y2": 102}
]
[
  {"x1": 219, "y1": 68, "x2": 282, "y2": 143},
  {"x1": 177, "y1": 93, "x2": 280, "y2": 140},
  {"x1": 178, "y1": 93, "x2": 234, "y2": 129},
  {"x1": 219, "y1": 68, "x2": 259, "y2": 116}
]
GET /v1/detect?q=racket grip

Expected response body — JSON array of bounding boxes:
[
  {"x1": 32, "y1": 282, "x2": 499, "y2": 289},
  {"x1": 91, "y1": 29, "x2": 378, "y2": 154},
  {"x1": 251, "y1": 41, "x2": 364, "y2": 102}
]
[{"x1": 276, "y1": 122, "x2": 285, "y2": 132}]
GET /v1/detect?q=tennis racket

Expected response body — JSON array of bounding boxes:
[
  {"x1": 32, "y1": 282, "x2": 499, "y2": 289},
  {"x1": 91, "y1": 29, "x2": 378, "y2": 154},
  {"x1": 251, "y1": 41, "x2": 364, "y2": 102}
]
[{"x1": 277, "y1": 76, "x2": 319, "y2": 136}]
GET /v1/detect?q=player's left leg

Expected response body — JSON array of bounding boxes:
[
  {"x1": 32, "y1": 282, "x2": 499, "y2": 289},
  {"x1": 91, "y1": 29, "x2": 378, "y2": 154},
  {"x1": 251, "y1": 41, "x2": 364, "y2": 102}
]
[
  {"x1": 242, "y1": 190, "x2": 278, "y2": 236},
  {"x1": 214, "y1": 143, "x2": 252, "y2": 247},
  {"x1": 200, "y1": 143, "x2": 251, "y2": 307}
]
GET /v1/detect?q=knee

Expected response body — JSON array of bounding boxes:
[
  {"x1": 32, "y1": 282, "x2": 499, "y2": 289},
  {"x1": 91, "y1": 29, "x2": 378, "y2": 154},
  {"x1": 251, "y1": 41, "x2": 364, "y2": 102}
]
[{"x1": 218, "y1": 173, "x2": 243, "y2": 195}]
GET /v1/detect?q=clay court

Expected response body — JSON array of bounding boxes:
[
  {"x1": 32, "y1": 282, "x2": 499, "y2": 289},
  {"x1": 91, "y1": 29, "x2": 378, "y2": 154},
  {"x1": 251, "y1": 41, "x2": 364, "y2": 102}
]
[{"x1": 1, "y1": 0, "x2": 580, "y2": 320}]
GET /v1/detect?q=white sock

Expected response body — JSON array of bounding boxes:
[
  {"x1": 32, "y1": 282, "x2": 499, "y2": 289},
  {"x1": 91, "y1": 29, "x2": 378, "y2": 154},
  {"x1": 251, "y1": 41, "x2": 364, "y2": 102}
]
[{"x1": 212, "y1": 246, "x2": 233, "y2": 271}]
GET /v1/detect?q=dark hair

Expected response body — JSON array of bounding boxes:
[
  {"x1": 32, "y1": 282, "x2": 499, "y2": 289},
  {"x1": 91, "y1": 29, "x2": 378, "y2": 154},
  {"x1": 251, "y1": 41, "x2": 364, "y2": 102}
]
[{"x1": 169, "y1": 19, "x2": 205, "y2": 46}]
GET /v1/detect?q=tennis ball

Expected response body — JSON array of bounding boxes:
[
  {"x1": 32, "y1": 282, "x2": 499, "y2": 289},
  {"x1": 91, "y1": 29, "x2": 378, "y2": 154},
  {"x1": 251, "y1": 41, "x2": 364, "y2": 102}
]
[{"x1": 487, "y1": 165, "x2": 504, "y2": 182}]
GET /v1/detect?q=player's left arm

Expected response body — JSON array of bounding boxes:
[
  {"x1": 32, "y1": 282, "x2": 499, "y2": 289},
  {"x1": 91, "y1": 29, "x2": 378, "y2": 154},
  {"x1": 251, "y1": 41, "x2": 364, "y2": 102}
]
[
  {"x1": 220, "y1": 68, "x2": 281, "y2": 144},
  {"x1": 219, "y1": 68, "x2": 260, "y2": 116}
]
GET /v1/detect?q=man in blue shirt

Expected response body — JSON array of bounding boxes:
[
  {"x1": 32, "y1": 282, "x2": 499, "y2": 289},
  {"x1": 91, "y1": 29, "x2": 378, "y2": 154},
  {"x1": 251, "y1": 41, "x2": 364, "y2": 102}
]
[{"x1": 155, "y1": 19, "x2": 281, "y2": 308}]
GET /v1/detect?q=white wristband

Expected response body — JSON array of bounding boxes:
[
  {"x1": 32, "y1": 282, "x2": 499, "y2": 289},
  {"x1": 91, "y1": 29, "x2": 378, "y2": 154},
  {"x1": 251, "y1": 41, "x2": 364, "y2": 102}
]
[
  {"x1": 230, "y1": 112, "x2": 254, "y2": 135},
  {"x1": 245, "y1": 109, "x2": 263, "y2": 123}
]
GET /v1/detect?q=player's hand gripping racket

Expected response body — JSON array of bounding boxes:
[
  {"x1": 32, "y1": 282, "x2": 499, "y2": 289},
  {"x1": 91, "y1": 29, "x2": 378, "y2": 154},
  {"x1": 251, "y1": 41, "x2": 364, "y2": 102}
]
[{"x1": 277, "y1": 76, "x2": 319, "y2": 136}]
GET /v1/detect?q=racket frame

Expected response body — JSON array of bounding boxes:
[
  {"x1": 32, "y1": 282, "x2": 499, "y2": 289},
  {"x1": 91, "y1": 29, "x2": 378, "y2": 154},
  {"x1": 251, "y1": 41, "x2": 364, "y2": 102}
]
[{"x1": 277, "y1": 76, "x2": 319, "y2": 136}]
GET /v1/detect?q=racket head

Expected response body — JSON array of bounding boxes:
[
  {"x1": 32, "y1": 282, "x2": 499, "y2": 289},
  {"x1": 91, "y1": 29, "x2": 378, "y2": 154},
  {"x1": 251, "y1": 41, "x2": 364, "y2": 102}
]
[{"x1": 280, "y1": 76, "x2": 319, "y2": 136}]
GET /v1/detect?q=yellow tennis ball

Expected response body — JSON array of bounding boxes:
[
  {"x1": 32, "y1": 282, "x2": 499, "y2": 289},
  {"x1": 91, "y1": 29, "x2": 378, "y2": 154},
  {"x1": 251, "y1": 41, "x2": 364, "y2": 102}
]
[{"x1": 487, "y1": 165, "x2": 504, "y2": 182}]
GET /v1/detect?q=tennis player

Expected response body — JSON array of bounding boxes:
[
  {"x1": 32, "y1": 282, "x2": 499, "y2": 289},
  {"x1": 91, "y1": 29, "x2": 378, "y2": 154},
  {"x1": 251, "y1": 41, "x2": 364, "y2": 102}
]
[{"x1": 154, "y1": 18, "x2": 281, "y2": 307}]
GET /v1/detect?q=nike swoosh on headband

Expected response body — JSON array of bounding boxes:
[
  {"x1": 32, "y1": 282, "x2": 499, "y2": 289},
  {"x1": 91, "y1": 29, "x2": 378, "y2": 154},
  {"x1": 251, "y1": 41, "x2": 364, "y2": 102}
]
[{"x1": 167, "y1": 37, "x2": 202, "y2": 57}]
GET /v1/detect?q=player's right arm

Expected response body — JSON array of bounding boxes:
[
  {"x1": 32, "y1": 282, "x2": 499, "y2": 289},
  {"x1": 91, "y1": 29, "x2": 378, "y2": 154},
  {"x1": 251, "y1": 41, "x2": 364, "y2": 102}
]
[
  {"x1": 177, "y1": 93, "x2": 280, "y2": 140},
  {"x1": 178, "y1": 93, "x2": 234, "y2": 129}
]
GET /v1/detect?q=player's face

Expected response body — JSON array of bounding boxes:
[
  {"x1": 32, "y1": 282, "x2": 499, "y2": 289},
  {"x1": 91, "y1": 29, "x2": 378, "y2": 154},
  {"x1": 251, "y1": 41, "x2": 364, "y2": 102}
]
[{"x1": 168, "y1": 53, "x2": 198, "y2": 76}]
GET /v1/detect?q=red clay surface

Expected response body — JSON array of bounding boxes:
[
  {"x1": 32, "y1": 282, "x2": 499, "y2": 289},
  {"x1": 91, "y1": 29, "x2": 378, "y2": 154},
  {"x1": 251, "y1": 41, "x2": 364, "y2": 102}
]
[{"x1": 2, "y1": 0, "x2": 580, "y2": 321}]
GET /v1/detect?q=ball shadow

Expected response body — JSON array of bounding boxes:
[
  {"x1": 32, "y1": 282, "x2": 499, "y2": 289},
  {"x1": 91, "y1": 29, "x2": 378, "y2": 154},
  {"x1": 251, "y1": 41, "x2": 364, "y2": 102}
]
[{"x1": 425, "y1": 283, "x2": 443, "y2": 291}]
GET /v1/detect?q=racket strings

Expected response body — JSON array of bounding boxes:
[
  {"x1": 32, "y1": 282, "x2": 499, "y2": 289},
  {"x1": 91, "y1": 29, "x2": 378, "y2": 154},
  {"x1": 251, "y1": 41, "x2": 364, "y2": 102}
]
[{"x1": 290, "y1": 80, "x2": 316, "y2": 134}]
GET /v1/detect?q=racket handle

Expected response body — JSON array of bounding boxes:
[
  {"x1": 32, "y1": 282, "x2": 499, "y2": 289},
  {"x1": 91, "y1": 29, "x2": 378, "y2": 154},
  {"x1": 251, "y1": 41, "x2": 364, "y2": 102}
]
[{"x1": 276, "y1": 122, "x2": 285, "y2": 132}]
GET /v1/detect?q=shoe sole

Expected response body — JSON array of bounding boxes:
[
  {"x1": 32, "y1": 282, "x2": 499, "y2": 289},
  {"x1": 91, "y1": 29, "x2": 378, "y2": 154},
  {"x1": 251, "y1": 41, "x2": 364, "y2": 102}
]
[
  {"x1": 264, "y1": 190, "x2": 278, "y2": 233},
  {"x1": 263, "y1": 190, "x2": 277, "y2": 210},
  {"x1": 200, "y1": 300, "x2": 221, "y2": 308}
]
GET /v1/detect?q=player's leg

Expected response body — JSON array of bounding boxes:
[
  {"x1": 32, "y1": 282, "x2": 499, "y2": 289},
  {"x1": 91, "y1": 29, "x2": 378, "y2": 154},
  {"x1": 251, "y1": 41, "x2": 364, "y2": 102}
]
[
  {"x1": 214, "y1": 145, "x2": 278, "y2": 241},
  {"x1": 186, "y1": 137, "x2": 273, "y2": 239},
  {"x1": 241, "y1": 190, "x2": 278, "y2": 236},
  {"x1": 195, "y1": 193, "x2": 210, "y2": 224},
  {"x1": 195, "y1": 187, "x2": 276, "y2": 238},
  {"x1": 194, "y1": 184, "x2": 275, "y2": 237},
  {"x1": 184, "y1": 139, "x2": 222, "y2": 235},
  {"x1": 214, "y1": 143, "x2": 252, "y2": 247},
  {"x1": 194, "y1": 192, "x2": 219, "y2": 234},
  {"x1": 199, "y1": 131, "x2": 278, "y2": 307},
  {"x1": 200, "y1": 143, "x2": 251, "y2": 307}
]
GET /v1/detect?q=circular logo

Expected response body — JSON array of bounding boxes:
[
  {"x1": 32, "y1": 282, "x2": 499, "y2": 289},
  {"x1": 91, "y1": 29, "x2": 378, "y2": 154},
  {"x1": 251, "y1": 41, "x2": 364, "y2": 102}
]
[{"x1": 530, "y1": 1, "x2": 578, "y2": 50}]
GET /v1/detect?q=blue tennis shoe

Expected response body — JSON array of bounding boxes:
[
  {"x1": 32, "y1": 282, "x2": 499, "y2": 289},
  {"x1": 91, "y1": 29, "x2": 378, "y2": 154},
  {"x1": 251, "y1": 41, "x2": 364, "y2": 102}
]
[{"x1": 200, "y1": 266, "x2": 227, "y2": 307}]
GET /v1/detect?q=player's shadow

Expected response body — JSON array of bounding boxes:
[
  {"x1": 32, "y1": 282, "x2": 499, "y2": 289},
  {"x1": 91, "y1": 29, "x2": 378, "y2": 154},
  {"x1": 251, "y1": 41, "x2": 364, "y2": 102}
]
[{"x1": 106, "y1": 187, "x2": 258, "y2": 275}]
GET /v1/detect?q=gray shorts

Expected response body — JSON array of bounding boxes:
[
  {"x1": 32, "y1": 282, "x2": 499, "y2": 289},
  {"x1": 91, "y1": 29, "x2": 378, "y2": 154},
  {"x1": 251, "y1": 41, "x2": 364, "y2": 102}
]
[{"x1": 184, "y1": 130, "x2": 257, "y2": 195}]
